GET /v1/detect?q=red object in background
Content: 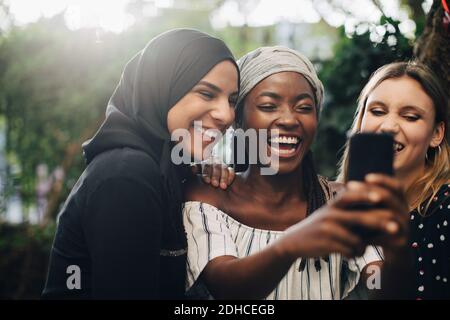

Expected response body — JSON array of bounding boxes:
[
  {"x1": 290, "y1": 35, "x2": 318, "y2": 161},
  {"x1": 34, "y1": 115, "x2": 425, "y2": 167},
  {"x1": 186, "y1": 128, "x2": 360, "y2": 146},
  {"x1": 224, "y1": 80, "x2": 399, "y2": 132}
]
[
  {"x1": 443, "y1": 0, "x2": 450, "y2": 33},
  {"x1": 443, "y1": 0, "x2": 450, "y2": 13}
]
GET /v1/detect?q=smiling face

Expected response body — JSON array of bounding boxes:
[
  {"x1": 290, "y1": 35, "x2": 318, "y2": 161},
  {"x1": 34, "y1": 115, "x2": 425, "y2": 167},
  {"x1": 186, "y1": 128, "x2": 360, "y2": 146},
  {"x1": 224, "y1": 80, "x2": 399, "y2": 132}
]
[
  {"x1": 167, "y1": 60, "x2": 239, "y2": 161},
  {"x1": 242, "y1": 71, "x2": 317, "y2": 174},
  {"x1": 360, "y1": 76, "x2": 445, "y2": 178}
]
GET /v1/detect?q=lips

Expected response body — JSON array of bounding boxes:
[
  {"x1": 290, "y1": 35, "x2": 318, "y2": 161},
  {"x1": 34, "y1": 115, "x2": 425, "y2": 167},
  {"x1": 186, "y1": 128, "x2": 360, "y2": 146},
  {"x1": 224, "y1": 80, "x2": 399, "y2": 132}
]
[{"x1": 267, "y1": 135, "x2": 302, "y2": 158}]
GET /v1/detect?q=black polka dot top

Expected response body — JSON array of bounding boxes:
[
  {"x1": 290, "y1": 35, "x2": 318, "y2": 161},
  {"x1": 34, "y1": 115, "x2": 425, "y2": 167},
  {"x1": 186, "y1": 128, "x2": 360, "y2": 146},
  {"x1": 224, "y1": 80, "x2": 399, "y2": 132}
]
[{"x1": 410, "y1": 183, "x2": 450, "y2": 300}]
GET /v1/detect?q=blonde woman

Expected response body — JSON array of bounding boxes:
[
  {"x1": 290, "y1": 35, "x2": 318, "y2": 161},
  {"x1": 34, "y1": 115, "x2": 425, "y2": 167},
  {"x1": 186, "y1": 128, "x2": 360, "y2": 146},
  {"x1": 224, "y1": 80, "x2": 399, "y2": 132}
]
[{"x1": 338, "y1": 61, "x2": 450, "y2": 299}]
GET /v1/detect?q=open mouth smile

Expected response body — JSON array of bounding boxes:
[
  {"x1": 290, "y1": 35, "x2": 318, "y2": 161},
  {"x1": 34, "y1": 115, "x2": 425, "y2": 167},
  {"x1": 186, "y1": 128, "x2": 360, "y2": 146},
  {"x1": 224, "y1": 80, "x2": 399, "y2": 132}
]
[{"x1": 268, "y1": 135, "x2": 302, "y2": 158}]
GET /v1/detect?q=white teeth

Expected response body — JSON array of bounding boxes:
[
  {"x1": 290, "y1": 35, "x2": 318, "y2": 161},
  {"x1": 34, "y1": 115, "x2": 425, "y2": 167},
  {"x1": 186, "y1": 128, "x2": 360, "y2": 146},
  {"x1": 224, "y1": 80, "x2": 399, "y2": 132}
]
[
  {"x1": 194, "y1": 126, "x2": 204, "y2": 134},
  {"x1": 270, "y1": 136, "x2": 299, "y2": 144},
  {"x1": 393, "y1": 142, "x2": 404, "y2": 152},
  {"x1": 194, "y1": 126, "x2": 219, "y2": 140},
  {"x1": 204, "y1": 130, "x2": 218, "y2": 139}
]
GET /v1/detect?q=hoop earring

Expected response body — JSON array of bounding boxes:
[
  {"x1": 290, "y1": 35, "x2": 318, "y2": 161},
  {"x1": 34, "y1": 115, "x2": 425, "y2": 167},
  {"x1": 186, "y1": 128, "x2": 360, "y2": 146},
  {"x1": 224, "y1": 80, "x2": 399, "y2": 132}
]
[{"x1": 427, "y1": 145, "x2": 442, "y2": 163}]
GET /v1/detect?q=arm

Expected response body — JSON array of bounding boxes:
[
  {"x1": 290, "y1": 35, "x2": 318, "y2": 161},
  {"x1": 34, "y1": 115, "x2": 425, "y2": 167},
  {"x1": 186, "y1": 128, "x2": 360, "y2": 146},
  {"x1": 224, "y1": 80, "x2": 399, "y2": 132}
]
[
  {"x1": 185, "y1": 199, "x2": 400, "y2": 300},
  {"x1": 201, "y1": 244, "x2": 295, "y2": 300},
  {"x1": 354, "y1": 249, "x2": 415, "y2": 300},
  {"x1": 353, "y1": 174, "x2": 415, "y2": 299},
  {"x1": 370, "y1": 247, "x2": 416, "y2": 299},
  {"x1": 184, "y1": 200, "x2": 296, "y2": 300},
  {"x1": 84, "y1": 177, "x2": 164, "y2": 299}
]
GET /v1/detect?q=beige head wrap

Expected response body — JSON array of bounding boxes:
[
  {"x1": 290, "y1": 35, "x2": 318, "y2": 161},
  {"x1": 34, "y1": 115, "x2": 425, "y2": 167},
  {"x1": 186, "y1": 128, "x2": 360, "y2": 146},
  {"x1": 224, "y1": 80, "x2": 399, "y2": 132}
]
[{"x1": 237, "y1": 46, "x2": 324, "y2": 118}]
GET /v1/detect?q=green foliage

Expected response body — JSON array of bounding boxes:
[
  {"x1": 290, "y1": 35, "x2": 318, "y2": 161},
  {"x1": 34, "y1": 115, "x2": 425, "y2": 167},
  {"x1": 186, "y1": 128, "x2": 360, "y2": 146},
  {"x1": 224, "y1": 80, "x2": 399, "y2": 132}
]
[
  {"x1": 0, "y1": 222, "x2": 56, "y2": 299},
  {"x1": 0, "y1": 14, "x2": 144, "y2": 206},
  {"x1": 313, "y1": 17, "x2": 415, "y2": 178}
]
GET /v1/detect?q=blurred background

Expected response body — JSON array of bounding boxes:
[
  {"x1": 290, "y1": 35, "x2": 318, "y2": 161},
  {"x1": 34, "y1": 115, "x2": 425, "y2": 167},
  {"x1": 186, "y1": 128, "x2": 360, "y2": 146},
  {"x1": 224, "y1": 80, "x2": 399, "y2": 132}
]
[{"x1": 0, "y1": 0, "x2": 448, "y2": 299}]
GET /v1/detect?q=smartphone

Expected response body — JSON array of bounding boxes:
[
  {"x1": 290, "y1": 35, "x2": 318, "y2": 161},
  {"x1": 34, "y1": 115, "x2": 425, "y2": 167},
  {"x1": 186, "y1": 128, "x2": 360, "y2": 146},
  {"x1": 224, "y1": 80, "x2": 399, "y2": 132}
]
[
  {"x1": 347, "y1": 132, "x2": 394, "y2": 182},
  {"x1": 346, "y1": 133, "x2": 394, "y2": 239}
]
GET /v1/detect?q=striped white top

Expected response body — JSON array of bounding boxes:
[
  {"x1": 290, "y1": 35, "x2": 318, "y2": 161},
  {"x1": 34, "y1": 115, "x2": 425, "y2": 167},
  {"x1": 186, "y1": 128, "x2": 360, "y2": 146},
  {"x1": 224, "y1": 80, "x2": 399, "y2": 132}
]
[{"x1": 183, "y1": 201, "x2": 383, "y2": 300}]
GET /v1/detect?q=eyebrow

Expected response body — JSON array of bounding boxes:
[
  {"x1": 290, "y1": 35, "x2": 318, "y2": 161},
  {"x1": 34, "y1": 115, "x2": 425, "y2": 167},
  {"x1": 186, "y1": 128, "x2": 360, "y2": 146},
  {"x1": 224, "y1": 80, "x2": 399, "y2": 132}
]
[
  {"x1": 367, "y1": 100, "x2": 388, "y2": 108},
  {"x1": 400, "y1": 105, "x2": 426, "y2": 114},
  {"x1": 196, "y1": 80, "x2": 238, "y2": 96},
  {"x1": 367, "y1": 100, "x2": 426, "y2": 114},
  {"x1": 258, "y1": 92, "x2": 314, "y2": 101},
  {"x1": 196, "y1": 80, "x2": 222, "y2": 92}
]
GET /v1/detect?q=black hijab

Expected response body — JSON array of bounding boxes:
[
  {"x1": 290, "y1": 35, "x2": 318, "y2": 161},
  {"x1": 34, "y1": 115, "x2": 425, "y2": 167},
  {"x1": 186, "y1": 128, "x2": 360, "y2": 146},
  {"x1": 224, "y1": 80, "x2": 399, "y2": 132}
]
[
  {"x1": 83, "y1": 28, "x2": 238, "y2": 163},
  {"x1": 82, "y1": 29, "x2": 238, "y2": 249}
]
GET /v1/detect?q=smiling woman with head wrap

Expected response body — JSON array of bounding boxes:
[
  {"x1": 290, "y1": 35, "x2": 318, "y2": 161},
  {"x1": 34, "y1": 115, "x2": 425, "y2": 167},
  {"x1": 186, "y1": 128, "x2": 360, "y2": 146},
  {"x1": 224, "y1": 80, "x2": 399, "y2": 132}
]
[
  {"x1": 42, "y1": 29, "x2": 239, "y2": 299},
  {"x1": 181, "y1": 46, "x2": 410, "y2": 300},
  {"x1": 236, "y1": 46, "x2": 324, "y2": 120}
]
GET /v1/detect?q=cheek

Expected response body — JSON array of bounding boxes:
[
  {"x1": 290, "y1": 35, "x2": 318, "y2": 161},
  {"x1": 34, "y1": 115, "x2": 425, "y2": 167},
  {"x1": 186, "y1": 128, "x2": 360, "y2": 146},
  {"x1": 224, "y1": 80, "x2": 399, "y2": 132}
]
[
  {"x1": 170, "y1": 101, "x2": 211, "y2": 131},
  {"x1": 243, "y1": 110, "x2": 270, "y2": 130},
  {"x1": 303, "y1": 116, "x2": 318, "y2": 135},
  {"x1": 360, "y1": 113, "x2": 379, "y2": 132},
  {"x1": 406, "y1": 126, "x2": 433, "y2": 147}
]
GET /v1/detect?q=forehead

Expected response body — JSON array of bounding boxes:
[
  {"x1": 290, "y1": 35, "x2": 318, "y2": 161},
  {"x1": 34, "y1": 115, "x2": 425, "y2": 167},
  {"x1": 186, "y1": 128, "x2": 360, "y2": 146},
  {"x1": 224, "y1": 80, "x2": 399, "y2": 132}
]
[
  {"x1": 367, "y1": 76, "x2": 434, "y2": 111},
  {"x1": 201, "y1": 60, "x2": 239, "y2": 88},
  {"x1": 250, "y1": 71, "x2": 314, "y2": 96}
]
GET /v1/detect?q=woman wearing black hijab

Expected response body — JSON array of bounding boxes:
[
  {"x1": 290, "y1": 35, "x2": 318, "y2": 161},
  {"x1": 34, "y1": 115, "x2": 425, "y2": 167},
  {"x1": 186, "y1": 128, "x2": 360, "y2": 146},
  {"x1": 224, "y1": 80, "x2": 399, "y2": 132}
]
[{"x1": 42, "y1": 29, "x2": 239, "y2": 299}]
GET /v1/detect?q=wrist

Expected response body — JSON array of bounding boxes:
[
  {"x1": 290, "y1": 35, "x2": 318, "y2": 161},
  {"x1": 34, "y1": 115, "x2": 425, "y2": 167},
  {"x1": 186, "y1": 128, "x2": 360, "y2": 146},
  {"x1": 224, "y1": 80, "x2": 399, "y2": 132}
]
[{"x1": 271, "y1": 236, "x2": 297, "y2": 265}]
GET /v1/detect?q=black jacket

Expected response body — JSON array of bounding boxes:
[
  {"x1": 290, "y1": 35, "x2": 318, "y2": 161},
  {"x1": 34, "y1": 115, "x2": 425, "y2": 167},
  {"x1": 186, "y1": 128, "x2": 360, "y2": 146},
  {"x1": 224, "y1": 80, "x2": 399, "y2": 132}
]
[{"x1": 42, "y1": 146, "x2": 188, "y2": 299}]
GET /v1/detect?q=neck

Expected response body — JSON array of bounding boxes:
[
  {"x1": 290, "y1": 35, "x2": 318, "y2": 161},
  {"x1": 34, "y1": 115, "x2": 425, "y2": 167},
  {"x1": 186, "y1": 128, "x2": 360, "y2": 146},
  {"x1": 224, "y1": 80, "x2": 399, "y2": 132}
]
[{"x1": 238, "y1": 164, "x2": 306, "y2": 207}]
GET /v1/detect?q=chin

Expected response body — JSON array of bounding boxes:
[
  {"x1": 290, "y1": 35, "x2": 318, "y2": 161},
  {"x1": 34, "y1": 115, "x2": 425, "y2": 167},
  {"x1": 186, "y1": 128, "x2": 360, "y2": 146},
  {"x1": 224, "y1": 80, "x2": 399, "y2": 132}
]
[{"x1": 273, "y1": 160, "x2": 302, "y2": 175}]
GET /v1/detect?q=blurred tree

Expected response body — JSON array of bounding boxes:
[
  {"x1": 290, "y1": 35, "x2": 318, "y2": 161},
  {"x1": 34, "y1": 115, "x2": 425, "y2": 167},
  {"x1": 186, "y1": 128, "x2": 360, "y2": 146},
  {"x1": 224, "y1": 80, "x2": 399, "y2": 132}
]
[
  {"x1": 0, "y1": 0, "x2": 12, "y2": 34},
  {"x1": 414, "y1": 0, "x2": 450, "y2": 91},
  {"x1": 0, "y1": 14, "x2": 140, "y2": 223}
]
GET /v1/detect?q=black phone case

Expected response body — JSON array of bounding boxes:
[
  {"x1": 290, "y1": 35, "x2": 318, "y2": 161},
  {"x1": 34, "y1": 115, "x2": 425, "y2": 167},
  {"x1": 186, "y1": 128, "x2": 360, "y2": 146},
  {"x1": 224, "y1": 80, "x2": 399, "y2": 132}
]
[{"x1": 347, "y1": 133, "x2": 394, "y2": 182}]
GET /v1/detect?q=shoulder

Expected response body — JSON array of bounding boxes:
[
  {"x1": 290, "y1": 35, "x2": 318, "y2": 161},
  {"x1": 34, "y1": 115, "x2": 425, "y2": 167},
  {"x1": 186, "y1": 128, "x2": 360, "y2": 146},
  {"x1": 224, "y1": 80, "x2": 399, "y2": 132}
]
[
  {"x1": 86, "y1": 148, "x2": 162, "y2": 187},
  {"x1": 438, "y1": 182, "x2": 450, "y2": 194},
  {"x1": 421, "y1": 182, "x2": 450, "y2": 217},
  {"x1": 321, "y1": 176, "x2": 345, "y2": 200},
  {"x1": 435, "y1": 183, "x2": 450, "y2": 206},
  {"x1": 431, "y1": 183, "x2": 450, "y2": 205}
]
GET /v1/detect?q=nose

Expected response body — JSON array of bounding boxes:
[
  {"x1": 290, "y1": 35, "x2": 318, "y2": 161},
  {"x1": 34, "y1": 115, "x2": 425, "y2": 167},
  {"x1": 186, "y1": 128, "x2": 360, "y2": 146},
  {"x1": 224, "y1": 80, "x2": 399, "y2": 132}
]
[
  {"x1": 379, "y1": 116, "x2": 400, "y2": 135},
  {"x1": 209, "y1": 98, "x2": 235, "y2": 128},
  {"x1": 276, "y1": 107, "x2": 299, "y2": 129}
]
